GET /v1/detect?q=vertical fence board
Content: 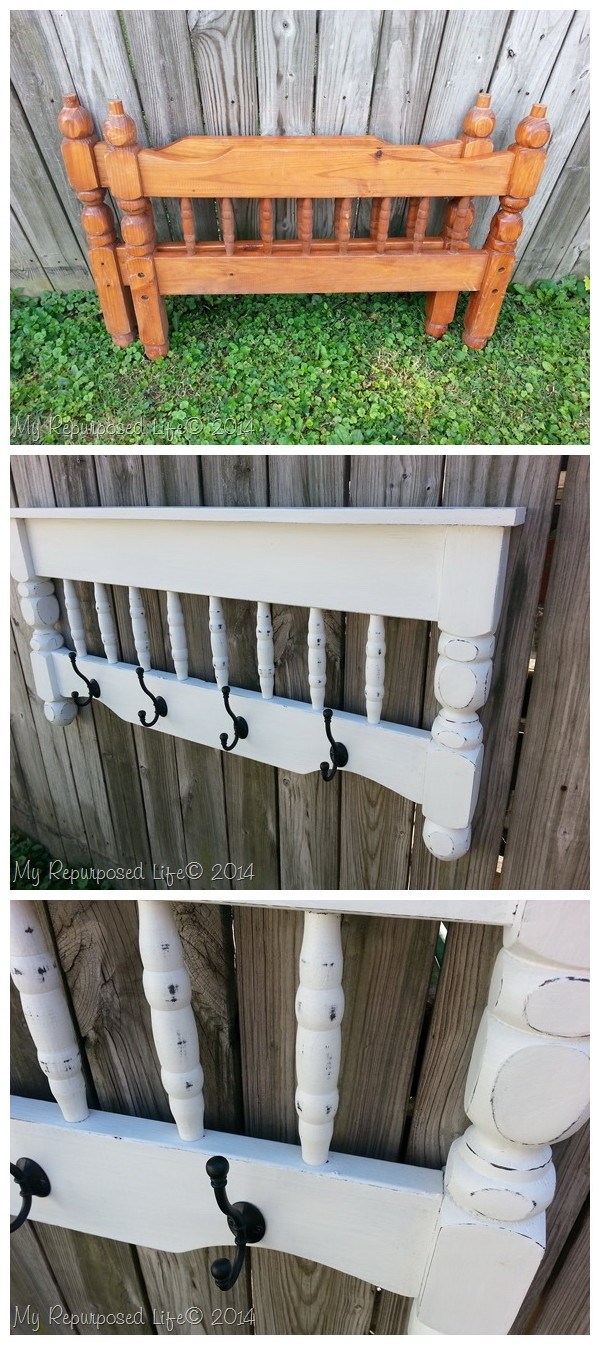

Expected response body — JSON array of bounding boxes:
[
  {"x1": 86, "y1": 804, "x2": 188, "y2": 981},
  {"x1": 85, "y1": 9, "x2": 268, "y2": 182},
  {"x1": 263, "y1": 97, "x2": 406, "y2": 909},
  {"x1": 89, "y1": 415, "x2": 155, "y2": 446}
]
[
  {"x1": 11, "y1": 1223, "x2": 71, "y2": 1335},
  {"x1": 515, "y1": 117, "x2": 590, "y2": 282},
  {"x1": 10, "y1": 210, "x2": 51, "y2": 294},
  {"x1": 340, "y1": 455, "x2": 443, "y2": 889},
  {"x1": 524, "y1": 1207, "x2": 589, "y2": 1335},
  {"x1": 188, "y1": 9, "x2": 259, "y2": 239},
  {"x1": 512, "y1": 1122, "x2": 590, "y2": 1333},
  {"x1": 255, "y1": 10, "x2": 317, "y2": 241},
  {"x1": 501, "y1": 455, "x2": 589, "y2": 888},
  {"x1": 552, "y1": 208, "x2": 589, "y2": 278},
  {"x1": 10, "y1": 87, "x2": 91, "y2": 290},
  {"x1": 313, "y1": 9, "x2": 382, "y2": 236},
  {"x1": 408, "y1": 455, "x2": 561, "y2": 890},
  {"x1": 268, "y1": 455, "x2": 347, "y2": 889}
]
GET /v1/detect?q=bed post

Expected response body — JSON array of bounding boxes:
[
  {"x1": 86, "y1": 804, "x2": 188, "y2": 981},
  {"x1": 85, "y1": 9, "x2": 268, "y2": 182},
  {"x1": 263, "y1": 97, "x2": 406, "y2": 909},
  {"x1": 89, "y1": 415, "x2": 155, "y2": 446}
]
[
  {"x1": 424, "y1": 93, "x2": 495, "y2": 340},
  {"x1": 103, "y1": 99, "x2": 169, "y2": 360},
  {"x1": 463, "y1": 105, "x2": 551, "y2": 348},
  {"x1": 59, "y1": 94, "x2": 136, "y2": 349}
]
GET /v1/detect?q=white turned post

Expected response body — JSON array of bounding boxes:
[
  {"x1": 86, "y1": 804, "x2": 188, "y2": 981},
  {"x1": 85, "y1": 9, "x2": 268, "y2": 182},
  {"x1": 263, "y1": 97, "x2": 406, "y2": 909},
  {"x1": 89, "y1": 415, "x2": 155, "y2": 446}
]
[
  {"x1": 63, "y1": 579, "x2": 86, "y2": 658},
  {"x1": 256, "y1": 601, "x2": 274, "y2": 699},
  {"x1": 365, "y1": 614, "x2": 386, "y2": 724},
  {"x1": 308, "y1": 607, "x2": 326, "y2": 709},
  {"x1": 421, "y1": 630, "x2": 491, "y2": 860},
  {"x1": 129, "y1": 586, "x2": 151, "y2": 670},
  {"x1": 410, "y1": 900, "x2": 590, "y2": 1335},
  {"x1": 166, "y1": 591, "x2": 189, "y2": 681},
  {"x1": 138, "y1": 901, "x2": 204, "y2": 1141},
  {"x1": 17, "y1": 576, "x2": 77, "y2": 725},
  {"x1": 10, "y1": 902, "x2": 88, "y2": 1122},
  {"x1": 295, "y1": 911, "x2": 344, "y2": 1166},
  {"x1": 209, "y1": 596, "x2": 229, "y2": 688},
  {"x1": 94, "y1": 582, "x2": 118, "y2": 663}
]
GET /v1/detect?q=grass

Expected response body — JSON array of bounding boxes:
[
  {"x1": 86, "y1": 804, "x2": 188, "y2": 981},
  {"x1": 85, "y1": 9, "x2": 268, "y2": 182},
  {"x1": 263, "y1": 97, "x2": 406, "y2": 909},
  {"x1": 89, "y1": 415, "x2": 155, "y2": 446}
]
[
  {"x1": 10, "y1": 276, "x2": 589, "y2": 445},
  {"x1": 10, "y1": 830, "x2": 112, "y2": 889}
]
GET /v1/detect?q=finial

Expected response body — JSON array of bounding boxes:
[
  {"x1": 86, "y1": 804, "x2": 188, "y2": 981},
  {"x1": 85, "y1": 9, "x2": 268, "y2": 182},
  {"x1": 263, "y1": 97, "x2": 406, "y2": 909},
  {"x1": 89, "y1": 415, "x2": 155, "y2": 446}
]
[
  {"x1": 463, "y1": 91, "x2": 495, "y2": 139},
  {"x1": 58, "y1": 93, "x2": 94, "y2": 140},
  {"x1": 515, "y1": 105, "x2": 551, "y2": 149},
  {"x1": 103, "y1": 99, "x2": 137, "y2": 147}
]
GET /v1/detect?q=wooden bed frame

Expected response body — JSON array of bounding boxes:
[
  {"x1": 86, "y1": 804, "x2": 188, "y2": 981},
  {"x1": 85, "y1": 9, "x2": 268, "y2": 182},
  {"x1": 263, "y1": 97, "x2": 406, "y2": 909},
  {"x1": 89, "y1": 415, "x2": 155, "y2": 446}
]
[{"x1": 58, "y1": 92, "x2": 551, "y2": 359}]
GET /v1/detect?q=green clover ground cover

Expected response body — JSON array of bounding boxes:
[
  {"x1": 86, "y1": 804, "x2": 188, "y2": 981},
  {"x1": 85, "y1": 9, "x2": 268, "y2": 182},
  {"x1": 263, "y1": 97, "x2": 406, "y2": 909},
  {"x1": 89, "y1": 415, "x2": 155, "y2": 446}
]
[{"x1": 11, "y1": 277, "x2": 588, "y2": 445}]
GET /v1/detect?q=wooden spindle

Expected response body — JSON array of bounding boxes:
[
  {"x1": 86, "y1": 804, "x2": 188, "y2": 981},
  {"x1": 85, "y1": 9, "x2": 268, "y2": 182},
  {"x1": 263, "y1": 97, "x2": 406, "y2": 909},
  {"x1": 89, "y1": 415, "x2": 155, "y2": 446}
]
[
  {"x1": 297, "y1": 198, "x2": 313, "y2": 255},
  {"x1": 166, "y1": 592, "x2": 188, "y2": 681},
  {"x1": 365, "y1": 615, "x2": 386, "y2": 724},
  {"x1": 256, "y1": 602, "x2": 274, "y2": 699},
  {"x1": 180, "y1": 197, "x2": 196, "y2": 255},
  {"x1": 63, "y1": 579, "x2": 87, "y2": 658},
  {"x1": 138, "y1": 901, "x2": 204, "y2": 1141},
  {"x1": 220, "y1": 198, "x2": 235, "y2": 256},
  {"x1": 259, "y1": 198, "x2": 274, "y2": 254},
  {"x1": 406, "y1": 196, "x2": 430, "y2": 252},
  {"x1": 10, "y1": 902, "x2": 89, "y2": 1123},
  {"x1": 308, "y1": 608, "x2": 326, "y2": 709},
  {"x1": 335, "y1": 197, "x2": 352, "y2": 254},
  {"x1": 209, "y1": 597, "x2": 229, "y2": 688},
  {"x1": 129, "y1": 586, "x2": 151, "y2": 670},
  {"x1": 94, "y1": 583, "x2": 118, "y2": 663},
  {"x1": 370, "y1": 197, "x2": 392, "y2": 253},
  {"x1": 295, "y1": 912, "x2": 344, "y2": 1166},
  {"x1": 17, "y1": 575, "x2": 76, "y2": 724}
]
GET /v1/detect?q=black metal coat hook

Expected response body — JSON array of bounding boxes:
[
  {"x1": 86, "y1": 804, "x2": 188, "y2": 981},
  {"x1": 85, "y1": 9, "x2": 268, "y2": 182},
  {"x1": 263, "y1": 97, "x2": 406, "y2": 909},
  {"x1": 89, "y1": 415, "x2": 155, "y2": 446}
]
[
  {"x1": 205, "y1": 1156, "x2": 266, "y2": 1290},
  {"x1": 11, "y1": 1158, "x2": 51, "y2": 1234},
  {"x1": 219, "y1": 686, "x2": 249, "y2": 752},
  {"x1": 68, "y1": 650, "x2": 100, "y2": 707},
  {"x1": 136, "y1": 666, "x2": 168, "y2": 727},
  {"x1": 320, "y1": 707, "x2": 349, "y2": 781}
]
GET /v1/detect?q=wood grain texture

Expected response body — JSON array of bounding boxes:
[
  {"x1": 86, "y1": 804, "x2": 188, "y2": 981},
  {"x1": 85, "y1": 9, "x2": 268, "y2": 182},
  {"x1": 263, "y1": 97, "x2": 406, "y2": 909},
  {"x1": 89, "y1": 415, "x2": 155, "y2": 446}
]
[
  {"x1": 187, "y1": 8, "x2": 258, "y2": 240},
  {"x1": 10, "y1": 87, "x2": 91, "y2": 290},
  {"x1": 408, "y1": 455, "x2": 561, "y2": 890},
  {"x1": 524, "y1": 1205, "x2": 589, "y2": 1334},
  {"x1": 511, "y1": 1121, "x2": 590, "y2": 1332},
  {"x1": 10, "y1": 1222, "x2": 70, "y2": 1335},
  {"x1": 515, "y1": 115, "x2": 589, "y2": 285},
  {"x1": 10, "y1": 210, "x2": 51, "y2": 293},
  {"x1": 255, "y1": 9, "x2": 317, "y2": 241},
  {"x1": 340, "y1": 455, "x2": 443, "y2": 889},
  {"x1": 501, "y1": 455, "x2": 589, "y2": 888}
]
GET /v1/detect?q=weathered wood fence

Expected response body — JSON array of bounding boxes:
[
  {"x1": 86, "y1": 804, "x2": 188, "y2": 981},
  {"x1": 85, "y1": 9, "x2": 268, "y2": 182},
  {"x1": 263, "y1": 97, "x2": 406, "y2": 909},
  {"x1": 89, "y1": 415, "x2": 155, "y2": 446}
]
[
  {"x1": 10, "y1": 899, "x2": 589, "y2": 1333},
  {"x1": 10, "y1": 453, "x2": 589, "y2": 891},
  {"x1": 10, "y1": 9, "x2": 589, "y2": 295}
]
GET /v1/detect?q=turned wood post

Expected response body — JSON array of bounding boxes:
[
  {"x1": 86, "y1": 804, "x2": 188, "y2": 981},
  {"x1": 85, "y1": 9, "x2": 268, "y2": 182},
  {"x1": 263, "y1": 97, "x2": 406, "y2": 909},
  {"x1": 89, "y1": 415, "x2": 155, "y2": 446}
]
[
  {"x1": 59, "y1": 94, "x2": 136, "y2": 349},
  {"x1": 463, "y1": 104, "x2": 551, "y2": 348},
  {"x1": 425, "y1": 93, "x2": 495, "y2": 339},
  {"x1": 103, "y1": 99, "x2": 169, "y2": 360}
]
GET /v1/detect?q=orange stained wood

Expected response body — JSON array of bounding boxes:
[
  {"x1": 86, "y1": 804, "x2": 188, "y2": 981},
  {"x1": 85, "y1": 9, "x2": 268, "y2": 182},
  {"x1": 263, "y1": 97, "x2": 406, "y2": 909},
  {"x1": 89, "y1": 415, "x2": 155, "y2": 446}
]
[{"x1": 94, "y1": 136, "x2": 514, "y2": 199}]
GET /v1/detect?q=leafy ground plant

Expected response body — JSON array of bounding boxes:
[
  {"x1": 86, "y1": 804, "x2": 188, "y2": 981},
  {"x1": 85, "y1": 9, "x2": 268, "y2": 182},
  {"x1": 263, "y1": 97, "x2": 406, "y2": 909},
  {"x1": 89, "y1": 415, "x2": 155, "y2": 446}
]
[
  {"x1": 10, "y1": 277, "x2": 588, "y2": 445},
  {"x1": 10, "y1": 831, "x2": 112, "y2": 889}
]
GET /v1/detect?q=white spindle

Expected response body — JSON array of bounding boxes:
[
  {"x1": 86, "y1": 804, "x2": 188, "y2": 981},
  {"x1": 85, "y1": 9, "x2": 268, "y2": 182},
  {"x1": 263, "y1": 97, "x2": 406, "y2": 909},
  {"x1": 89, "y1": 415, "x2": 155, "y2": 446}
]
[
  {"x1": 63, "y1": 578, "x2": 86, "y2": 658},
  {"x1": 167, "y1": 591, "x2": 189, "y2": 681},
  {"x1": 256, "y1": 601, "x2": 274, "y2": 698},
  {"x1": 138, "y1": 901, "x2": 204, "y2": 1142},
  {"x1": 308, "y1": 608, "x2": 326, "y2": 709},
  {"x1": 129, "y1": 586, "x2": 150, "y2": 670},
  {"x1": 94, "y1": 582, "x2": 118, "y2": 663},
  {"x1": 10, "y1": 902, "x2": 89, "y2": 1123},
  {"x1": 365, "y1": 614, "x2": 386, "y2": 724},
  {"x1": 295, "y1": 911, "x2": 344, "y2": 1165},
  {"x1": 209, "y1": 596, "x2": 229, "y2": 688}
]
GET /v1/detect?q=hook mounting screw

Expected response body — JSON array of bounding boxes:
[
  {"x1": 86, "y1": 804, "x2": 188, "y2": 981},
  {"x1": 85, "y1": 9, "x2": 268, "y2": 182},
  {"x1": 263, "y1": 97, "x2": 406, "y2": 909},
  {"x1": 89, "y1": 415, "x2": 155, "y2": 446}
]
[
  {"x1": 320, "y1": 707, "x2": 348, "y2": 781},
  {"x1": 219, "y1": 686, "x2": 249, "y2": 752},
  {"x1": 136, "y1": 666, "x2": 168, "y2": 727},
  {"x1": 68, "y1": 651, "x2": 100, "y2": 707},
  {"x1": 205, "y1": 1155, "x2": 266, "y2": 1290}
]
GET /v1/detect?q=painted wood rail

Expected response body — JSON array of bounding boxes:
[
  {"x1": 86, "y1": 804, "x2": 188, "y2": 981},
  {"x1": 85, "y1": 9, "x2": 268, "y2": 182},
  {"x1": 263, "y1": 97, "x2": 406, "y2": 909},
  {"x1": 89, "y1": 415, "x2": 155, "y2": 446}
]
[
  {"x1": 57, "y1": 91, "x2": 551, "y2": 357},
  {"x1": 10, "y1": 899, "x2": 589, "y2": 1335},
  {"x1": 11, "y1": 505, "x2": 524, "y2": 863}
]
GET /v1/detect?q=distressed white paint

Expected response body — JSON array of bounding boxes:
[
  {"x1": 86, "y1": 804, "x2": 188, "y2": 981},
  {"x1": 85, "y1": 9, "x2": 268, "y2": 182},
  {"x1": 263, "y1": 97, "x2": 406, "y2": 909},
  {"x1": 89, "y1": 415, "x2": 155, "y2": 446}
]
[
  {"x1": 365, "y1": 614, "x2": 386, "y2": 724},
  {"x1": 166, "y1": 591, "x2": 188, "y2": 681},
  {"x1": 295, "y1": 913, "x2": 344, "y2": 1165},
  {"x1": 208, "y1": 596, "x2": 228, "y2": 688},
  {"x1": 128, "y1": 586, "x2": 150, "y2": 670},
  {"x1": 308, "y1": 607, "x2": 326, "y2": 708},
  {"x1": 10, "y1": 903, "x2": 88, "y2": 1123},
  {"x1": 138, "y1": 901, "x2": 204, "y2": 1141},
  {"x1": 16, "y1": 576, "x2": 76, "y2": 725},
  {"x1": 256, "y1": 601, "x2": 274, "y2": 698},
  {"x1": 10, "y1": 1097, "x2": 442, "y2": 1295},
  {"x1": 94, "y1": 582, "x2": 118, "y2": 663},
  {"x1": 506, "y1": 899, "x2": 590, "y2": 969},
  {"x1": 63, "y1": 578, "x2": 86, "y2": 658},
  {"x1": 410, "y1": 898, "x2": 590, "y2": 1334}
]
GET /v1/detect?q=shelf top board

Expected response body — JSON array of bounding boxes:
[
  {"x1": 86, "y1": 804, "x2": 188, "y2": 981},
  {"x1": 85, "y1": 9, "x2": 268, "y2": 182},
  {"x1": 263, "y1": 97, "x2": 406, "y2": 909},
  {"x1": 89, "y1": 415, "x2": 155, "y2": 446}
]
[{"x1": 11, "y1": 506, "x2": 526, "y2": 527}]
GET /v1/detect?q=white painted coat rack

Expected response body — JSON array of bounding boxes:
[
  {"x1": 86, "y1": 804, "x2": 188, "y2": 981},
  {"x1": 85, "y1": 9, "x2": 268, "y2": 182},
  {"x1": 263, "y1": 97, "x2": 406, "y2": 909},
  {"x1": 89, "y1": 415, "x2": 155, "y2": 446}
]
[
  {"x1": 11, "y1": 898, "x2": 589, "y2": 1334},
  {"x1": 11, "y1": 506, "x2": 524, "y2": 860}
]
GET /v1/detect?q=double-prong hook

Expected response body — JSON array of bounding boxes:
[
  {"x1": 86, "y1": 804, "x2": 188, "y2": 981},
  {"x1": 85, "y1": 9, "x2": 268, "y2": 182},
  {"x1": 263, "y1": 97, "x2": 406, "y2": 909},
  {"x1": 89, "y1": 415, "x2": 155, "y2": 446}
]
[
  {"x1": 68, "y1": 651, "x2": 100, "y2": 707},
  {"x1": 205, "y1": 1155, "x2": 266, "y2": 1291},
  {"x1": 11, "y1": 1158, "x2": 51, "y2": 1234},
  {"x1": 320, "y1": 707, "x2": 348, "y2": 781},
  {"x1": 136, "y1": 666, "x2": 168, "y2": 728},
  {"x1": 220, "y1": 686, "x2": 248, "y2": 752}
]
